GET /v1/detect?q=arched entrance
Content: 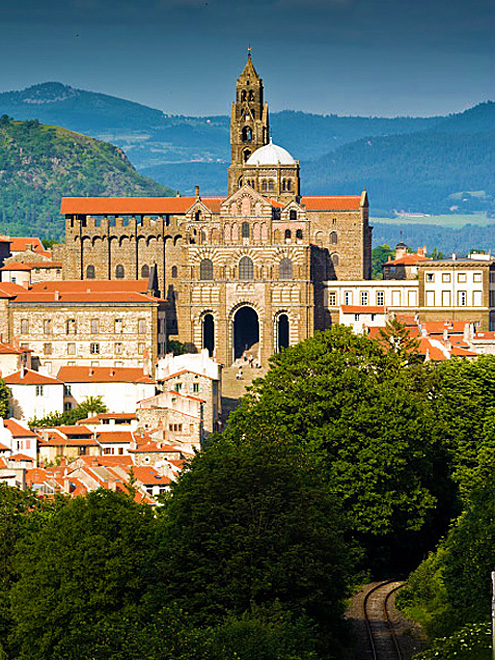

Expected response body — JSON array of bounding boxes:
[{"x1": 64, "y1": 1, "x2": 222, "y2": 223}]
[
  {"x1": 233, "y1": 306, "x2": 259, "y2": 360},
  {"x1": 277, "y1": 314, "x2": 289, "y2": 351},
  {"x1": 203, "y1": 314, "x2": 214, "y2": 356}
]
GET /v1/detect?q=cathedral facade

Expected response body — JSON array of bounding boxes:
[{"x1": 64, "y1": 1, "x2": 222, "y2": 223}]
[{"x1": 59, "y1": 54, "x2": 372, "y2": 367}]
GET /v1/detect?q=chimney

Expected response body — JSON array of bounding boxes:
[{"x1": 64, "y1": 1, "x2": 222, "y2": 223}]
[
  {"x1": 110, "y1": 369, "x2": 115, "y2": 377},
  {"x1": 395, "y1": 243, "x2": 408, "y2": 260},
  {"x1": 194, "y1": 185, "x2": 199, "y2": 198},
  {"x1": 89, "y1": 368, "x2": 94, "y2": 377},
  {"x1": 451, "y1": 253, "x2": 457, "y2": 260},
  {"x1": 20, "y1": 364, "x2": 26, "y2": 379},
  {"x1": 54, "y1": 291, "x2": 60, "y2": 301},
  {"x1": 176, "y1": 190, "x2": 181, "y2": 197},
  {"x1": 417, "y1": 246, "x2": 427, "y2": 257}
]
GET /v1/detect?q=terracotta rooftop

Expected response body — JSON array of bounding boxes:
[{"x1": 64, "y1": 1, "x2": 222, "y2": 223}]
[
  {"x1": 0, "y1": 341, "x2": 30, "y2": 354},
  {"x1": 96, "y1": 431, "x2": 135, "y2": 444},
  {"x1": 30, "y1": 279, "x2": 149, "y2": 292},
  {"x1": 3, "y1": 369, "x2": 62, "y2": 385},
  {"x1": 300, "y1": 196, "x2": 362, "y2": 211},
  {"x1": 385, "y1": 254, "x2": 431, "y2": 266},
  {"x1": 0, "y1": 262, "x2": 33, "y2": 271},
  {"x1": 0, "y1": 283, "x2": 27, "y2": 297},
  {"x1": 132, "y1": 465, "x2": 172, "y2": 485},
  {"x1": 9, "y1": 453, "x2": 35, "y2": 462},
  {"x1": 61, "y1": 196, "x2": 226, "y2": 215},
  {"x1": 9, "y1": 237, "x2": 45, "y2": 253},
  {"x1": 12, "y1": 291, "x2": 159, "y2": 304},
  {"x1": 341, "y1": 305, "x2": 386, "y2": 314},
  {"x1": 3, "y1": 419, "x2": 38, "y2": 437},
  {"x1": 57, "y1": 366, "x2": 154, "y2": 384}
]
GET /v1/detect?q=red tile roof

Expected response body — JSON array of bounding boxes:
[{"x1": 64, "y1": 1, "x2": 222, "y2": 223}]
[
  {"x1": 96, "y1": 431, "x2": 134, "y2": 444},
  {"x1": 4, "y1": 369, "x2": 62, "y2": 385},
  {"x1": 77, "y1": 455, "x2": 134, "y2": 467},
  {"x1": 30, "y1": 279, "x2": 149, "y2": 292},
  {"x1": 9, "y1": 453, "x2": 35, "y2": 462},
  {"x1": 474, "y1": 331, "x2": 495, "y2": 340},
  {"x1": 0, "y1": 283, "x2": 27, "y2": 297},
  {"x1": 341, "y1": 305, "x2": 386, "y2": 314},
  {"x1": 300, "y1": 196, "x2": 362, "y2": 211},
  {"x1": 385, "y1": 254, "x2": 431, "y2": 266},
  {"x1": 57, "y1": 366, "x2": 154, "y2": 384},
  {"x1": 0, "y1": 262, "x2": 33, "y2": 271},
  {"x1": 26, "y1": 261, "x2": 62, "y2": 268},
  {"x1": 12, "y1": 291, "x2": 158, "y2": 304},
  {"x1": 55, "y1": 425, "x2": 93, "y2": 436},
  {"x1": 159, "y1": 368, "x2": 216, "y2": 381},
  {"x1": 9, "y1": 237, "x2": 45, "y2": 253},
  {"x1": 0, "y1": 341, "x2": 28, "y2": 354},
  {"x1": 421, "y1": 321, "x2": 467, "y2": 335},
  {"x1": 132, "y1": 465, "x2": 172, "y2": 485},
  {"x1": 3, "y1": 419, "x2": 38, "y2": 437},
  {"x1": 61, "y1": 197, "x2": 225, "y2": 215}
]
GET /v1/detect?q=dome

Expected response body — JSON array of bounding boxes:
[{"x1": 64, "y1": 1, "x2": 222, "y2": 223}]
[{"x1": 246, "y1": 141, "x2": 295, "y2": 166}]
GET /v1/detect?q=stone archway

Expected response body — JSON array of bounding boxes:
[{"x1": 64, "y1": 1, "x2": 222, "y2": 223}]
[{"x1": 233, "y1": 306, "x2": 259, "y2": 360}]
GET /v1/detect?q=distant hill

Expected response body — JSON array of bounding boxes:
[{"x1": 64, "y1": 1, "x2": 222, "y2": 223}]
[
  {"x1": 302, "y1": 127, "x2": 495, "y2": 216},
  {"x1": 0, "y1": 82, "x2": 445, "y2": 168},
  {"x1": 0, "y1": 116, "x2": 173, "y2": 238}
]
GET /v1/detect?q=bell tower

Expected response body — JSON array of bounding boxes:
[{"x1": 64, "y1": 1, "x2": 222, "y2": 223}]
[{"x1": 227, "y1": 50, "x2": 270, "y2": 195}]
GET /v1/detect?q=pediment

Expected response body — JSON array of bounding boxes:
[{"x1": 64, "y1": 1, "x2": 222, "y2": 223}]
[{"x1": 221, "y1": 185, "x2": 272, "y2": 213}]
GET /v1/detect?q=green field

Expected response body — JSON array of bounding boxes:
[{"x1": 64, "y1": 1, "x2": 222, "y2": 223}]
[{"x1": 371, "y1": 213, "x2": 492, "y2": 228}]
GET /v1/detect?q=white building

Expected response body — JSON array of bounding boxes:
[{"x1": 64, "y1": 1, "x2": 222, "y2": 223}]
[
  {"x1": 57, "y1": 366, "x2": 156, "y2": 413},
  {"x1": 4, "y1": 368, "x2": 64, "y2": 421}
]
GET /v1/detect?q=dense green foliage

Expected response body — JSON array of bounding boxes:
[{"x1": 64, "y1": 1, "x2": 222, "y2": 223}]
[
  {"x1": 371, "y1": 244, "x2": 394, "y2": 278},
  {"x1": 0, "y1": 379, "x2": 10, "y2": 418},
  {"x1": 0, "y1": 116, "x2": 173, "y2": 238},
  {"x1": 29, "y1": 395, "x2": 107, "y2": 427},
  {"x1": 224, "y1": 326, "x2": 454, "y2": 572},
  {"x1": 413, "y1": 623, "x2": 491, "y2": 660}
]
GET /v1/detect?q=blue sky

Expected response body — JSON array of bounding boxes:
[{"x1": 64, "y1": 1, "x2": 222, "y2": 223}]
[{"x1": 0, "y1": 0, "x2": 493, "y2": 117}]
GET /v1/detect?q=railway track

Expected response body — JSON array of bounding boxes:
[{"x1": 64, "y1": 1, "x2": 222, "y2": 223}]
[{"x1": 363, "y1": 580, "x2": 405, "y2": 660}]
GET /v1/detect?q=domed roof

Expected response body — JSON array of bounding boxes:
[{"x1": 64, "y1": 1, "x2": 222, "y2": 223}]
[{"x1": 246, "y1": 140, "x2": 295, "y2": 166}]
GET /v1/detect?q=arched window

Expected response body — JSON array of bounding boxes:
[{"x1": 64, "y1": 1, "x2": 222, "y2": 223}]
[
  {"x1": 171, "y1": 266, "x2": 178, "y2": 278},
  {"x1": 200, "y1": 258, "x2": 214, "y2": 280},
  {"x1": 287, "y1": 179, "x2": 292, "y2": 191},
  {"x1": 86, "y1": 265, "x2": 95, "y2": 279},
  {"x1": 243, "y1": 150, "x2": 251, "y2": 163},
  {"x1": 268, "y1": 180, "x2": 274, "y2": 191},
  {"x1": 279, "y1": 258, "x2": 293, "y2": 280},
  {"x1": 332, "y1": 253, "x2": 339, "y2": 266},
  {"x1": 241, "y1": 90, "x2": 247, "y2": 101},
  {"x1": 284, "y1": 229, "x2": 292, "y2": 240},
  {"x1": 261, "y1": 180, "x2": 268, "y2": 192},
  {"x1": 141, "y1": 264, "x2": 150, "y2": 279},
  {"x1": 239, "y1": 256, "x2": 254, "y2": 281},
  {"x1": 330, "y1": 231, "x2": 338, "y2": 245},
  {"x1": 296, "y1": 229, "x2": 303, "y2": 240},
  {"x1": 115, "y1": 264, "x2": 125, "y2": 279},
  {"x1": 242, "y1": 222, "x2": 250, "y2": 239},
  {"x1": 248, "y1": 90, "x2": 255, "y2": 101},
  {"x1": 242, "y1": 126, "x2": 253, "y2": 142},
  {"x1": 238, "y1": 177, "x2": 243, "y2": 189},
  {"x1": 289, "y1": 209, "x2": 297, "y2": 220}
]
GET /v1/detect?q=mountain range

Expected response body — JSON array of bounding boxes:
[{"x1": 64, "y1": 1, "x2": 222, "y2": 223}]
[{"x1": 0, "y1": 82, "x2": 493, "y2": 251}]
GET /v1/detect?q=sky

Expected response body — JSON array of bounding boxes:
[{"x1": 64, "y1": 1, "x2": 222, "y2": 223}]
[{"x1": 0, "y1": 0, "x2": 493, "y2": 117}]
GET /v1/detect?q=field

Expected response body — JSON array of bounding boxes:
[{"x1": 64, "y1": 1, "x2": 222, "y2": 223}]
[{"x1": 371, "y1": 213, "x2": 493, "y2": 228}]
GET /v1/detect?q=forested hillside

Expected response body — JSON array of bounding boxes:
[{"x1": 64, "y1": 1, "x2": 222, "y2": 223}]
[{"x1": 0, "y1": 116, "x2": 173, "y2": 238}]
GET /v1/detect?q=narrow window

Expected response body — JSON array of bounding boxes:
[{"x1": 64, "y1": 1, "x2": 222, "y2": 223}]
[
  {"x1": 66, "y1": 319, "x2": 77, "y2": 335},
  {"x1": 289, "y1": 209, "x2": 297, "y2": 220},
  {"x1": 296, "y1": 228, "x2": 303, "y2": 239},
  {"x1": 86, "y1": 265, "x2": 95, "y2": 279},
  {"x1": 376, "y1": 291, "x2": 385, "y2": 306},
  {"x1": 279, "y1": 258, "x2": 293, "y2": 280},
  {"x1": 141, "y1": 265, "x2": 150, "y2": 279},
  {"x1": 200, "y1": 259, "x2": 214, "y2": 280},
  {"x1": 284, "y1": 229, "x2": 292, "y2": 240},
  {"x1": 43, "y1": 343, "x2": 52, "y2": 355},
  {"x1": 67, "y1": 343, "x2": 76, "y2": 355},
  {"x1": 138, "y1": 318, "x2": 146, "y2": 334},
  {"x1": 239, "y1": 256, "x2": 254, "y2": 281},
  {"x1": 35, "y1": 385, "x2": 44, "y2": 397},
  {"x1": 20, "y1": 319, "x2": 29, "y2": 334},
  {"x1": 330, "y1": 231, "x2": 338, "y2": 245},
  {"x1": 44, "y1": 319, "x2": 52, "y2": 334},
  {"x1": 171, "y1": 266, "x2": 178, "y2": 278},
  {"x1": 90, "y1": 318, "x2": 99, "y2": 334},
  {"x1": 90, "y1": 343, "x2": 100, "y2": 354},
  {"x1": 115, "y1": 264, "x2": 125, "y2": 279},
  {"x1": 241, "y1": 222, "x2": 250, "y2": 239}
]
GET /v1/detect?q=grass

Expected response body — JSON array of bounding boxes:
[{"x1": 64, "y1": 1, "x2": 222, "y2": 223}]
[{"x1": 371, "y1": 213, "x2": 492, "y2": 228}]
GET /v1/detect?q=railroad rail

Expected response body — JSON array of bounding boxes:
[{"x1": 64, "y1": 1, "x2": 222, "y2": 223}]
[{"x1": 363, "y1": 579, "x2": 405, "y2": 660}]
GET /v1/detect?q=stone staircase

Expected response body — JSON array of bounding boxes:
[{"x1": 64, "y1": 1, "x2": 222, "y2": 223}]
[{"x1": 221, "y1": 344, "x2": 267, "y2": 421}]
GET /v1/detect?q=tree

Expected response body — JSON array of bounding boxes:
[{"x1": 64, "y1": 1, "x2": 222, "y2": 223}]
[
  {"x1": 0, "y1": 380, "x2": 10, "y2": 418},
  {"x1": 371, "y1": 244, "x2": 394, "y2": 279},
  {"x1": 224, "y1": 326, "x2": 453, "y2": 572},
  {"x1": 151, "y1": 428, "x2": 352, "y2": 658},
  {"x1": 377, "y1": 317, "x2": 421, "y2": 364},
  {"x1": 0, "y1": 484, "x2": 66, "y2": 656},
  {"x1": 167, "y1": 339, "x2": 187, "y2": 356},
  {"x1": 29, "y1": 395, "x2": 107, "y2": 427},
  {"x1": 10, "y1": 490, "x2": 156, "y2": 660}
]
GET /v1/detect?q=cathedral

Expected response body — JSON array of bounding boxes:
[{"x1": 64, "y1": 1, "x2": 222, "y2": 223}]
[{"x1": 59, "y1": 53, "x2": 372, "y2": 367}]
